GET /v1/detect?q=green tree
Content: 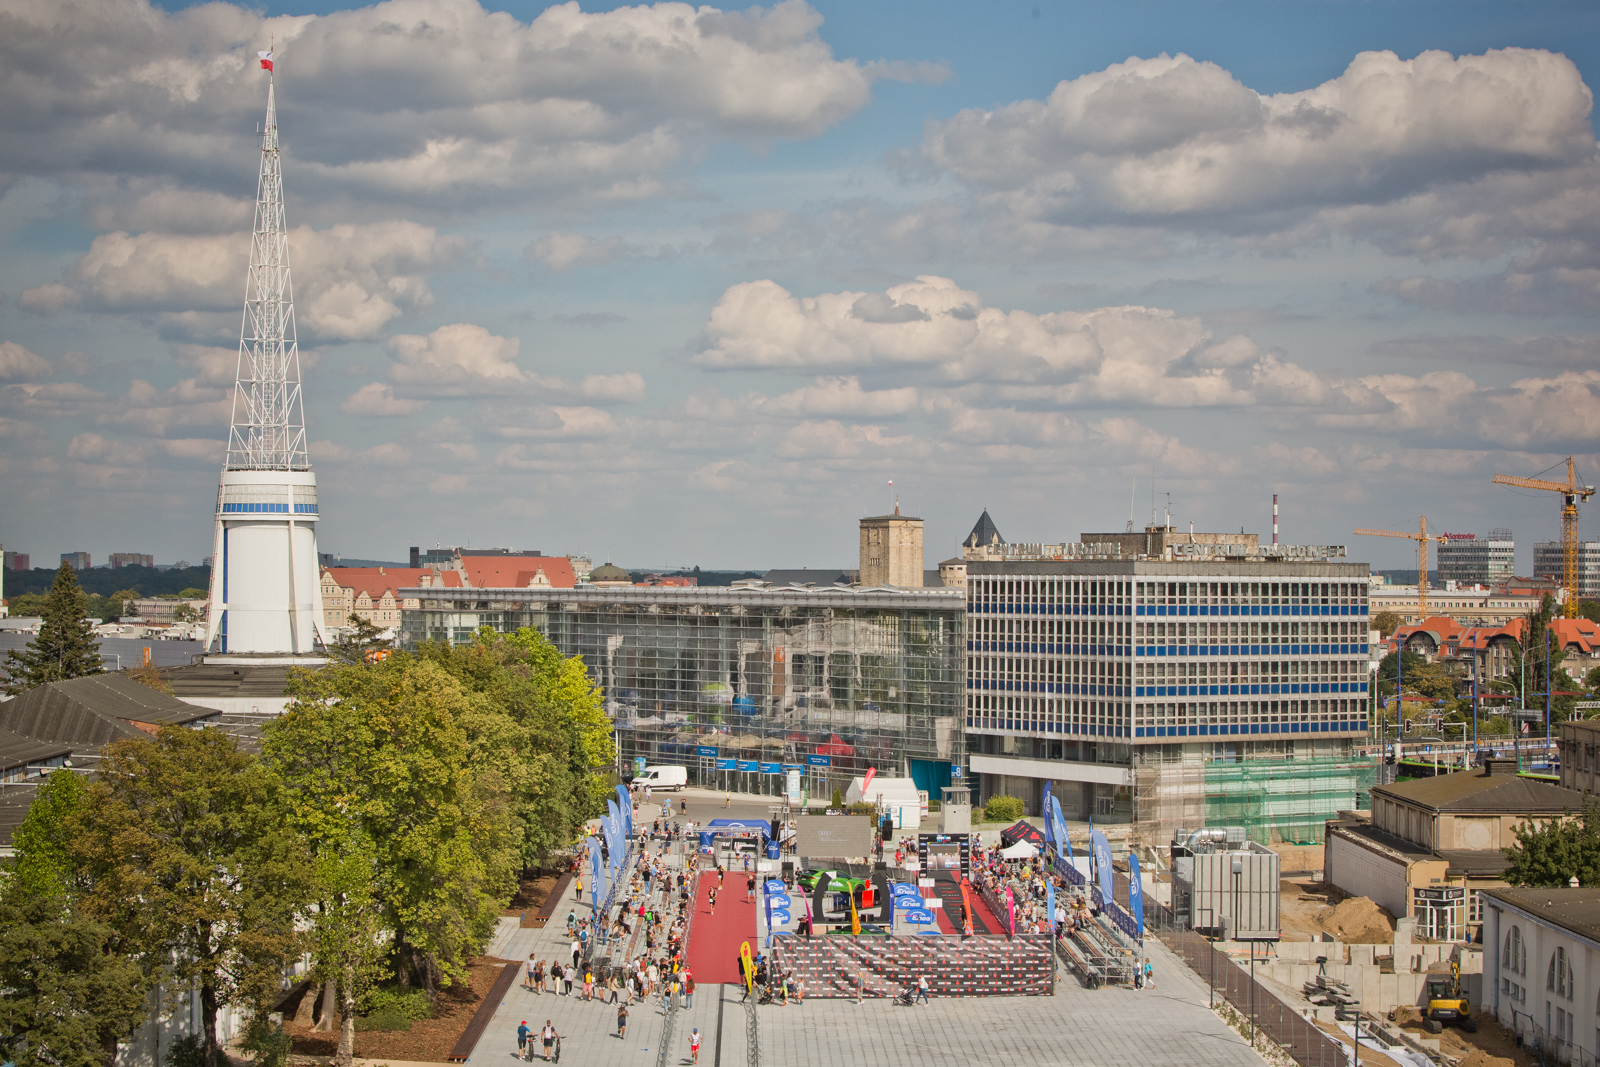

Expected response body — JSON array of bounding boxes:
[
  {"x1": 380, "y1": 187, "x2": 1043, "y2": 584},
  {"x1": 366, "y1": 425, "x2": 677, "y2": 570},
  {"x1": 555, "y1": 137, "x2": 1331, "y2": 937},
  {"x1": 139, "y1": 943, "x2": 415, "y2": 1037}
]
[
  {"x1": 329, "y1": 615, "x2": 391, "y2": 665},
  {"x1": 1371, "y1": 610, "x2": 1402, "y2": 638},
  {"x1": 270, "y1": 657, "x2": 513, "y2": 997},
  {"x1": 0, "y1": 771, "x2": 150, "y2": 1067},
  {"x1": 6, "y1": 770, "x2": 89, "y2": 903},
  {"x1": 1579, "y1": 600, "x2": 1600, "y2": 625},
  {"x1": 109, "y1": 588, "x2": 142, "y2": 613},
  {"x1": 1587, "y1": 665, "x2": 1600, "y2": 693},
  {"x1": 172, "y1": 603, "x2": 200, "y2": 623},
  {"x1": 2, "y1": 563, "x2": 105, "y2": 695},
  {"x1": 6, "y1": 593, "x2": 48, "y2": 617},
  {"x1": 306, "y1": 832, "x2": 390, "y2": 1067},
  {"x1": 1375, "y1": 649, "x2": 1456, "y2": 705},
  {"x1": 177, "y1": 588, "x2": 207, "y2": 600},
  {"x1": 1503, "y1": 804, "x2": 1600, "y2": 888},
  {"x1": 73, "y1": 728, "x2": 309, "y2": 1067}
]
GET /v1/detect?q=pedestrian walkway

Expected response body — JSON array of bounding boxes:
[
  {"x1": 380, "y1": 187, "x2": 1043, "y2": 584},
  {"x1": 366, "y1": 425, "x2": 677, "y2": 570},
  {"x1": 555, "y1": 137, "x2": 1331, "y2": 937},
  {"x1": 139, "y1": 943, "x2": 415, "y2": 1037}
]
[{"x1": 683, "y1": 869, "x2": 757, "y2": 985}]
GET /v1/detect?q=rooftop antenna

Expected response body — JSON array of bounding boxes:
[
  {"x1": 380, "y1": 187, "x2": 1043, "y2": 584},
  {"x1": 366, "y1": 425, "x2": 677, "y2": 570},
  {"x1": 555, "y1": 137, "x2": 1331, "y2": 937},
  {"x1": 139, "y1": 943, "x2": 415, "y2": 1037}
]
[
  {"x1": 1126, "y1": 477, "x2": 1135, "y2": 533},
  {"x1": 1164, "y1": 492, "x2": 1172, "y2": 529},
  {"x1": 1150, "y1": 465, "x2": 1156, "y2": 528},
  {"x1": 1273, "y1": 493, "x2": 1279, "y2": 545}
]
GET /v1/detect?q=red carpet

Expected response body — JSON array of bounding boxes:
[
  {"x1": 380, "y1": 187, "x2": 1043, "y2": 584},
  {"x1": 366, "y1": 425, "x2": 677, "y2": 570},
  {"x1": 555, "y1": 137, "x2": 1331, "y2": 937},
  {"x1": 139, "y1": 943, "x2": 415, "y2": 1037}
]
[{"x1": 684, "y1": 869, "x2": 757, "y2": 984}]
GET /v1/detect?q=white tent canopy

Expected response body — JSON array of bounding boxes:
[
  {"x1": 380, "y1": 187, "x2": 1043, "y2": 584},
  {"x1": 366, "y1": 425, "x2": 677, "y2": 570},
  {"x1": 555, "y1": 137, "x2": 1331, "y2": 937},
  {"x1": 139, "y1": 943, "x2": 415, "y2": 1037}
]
[
  {"x1": 999, "y1": 840, "x2": 1038, "y2": 859},
  {"x1": 843, "y1": 775, "x2": 922, "y2": 829}
]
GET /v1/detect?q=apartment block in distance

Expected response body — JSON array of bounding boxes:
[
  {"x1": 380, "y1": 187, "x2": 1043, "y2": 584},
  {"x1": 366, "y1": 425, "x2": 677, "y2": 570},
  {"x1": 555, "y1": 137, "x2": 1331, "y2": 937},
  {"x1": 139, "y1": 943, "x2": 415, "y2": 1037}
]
[
  {"x1": 60, "y1": 551, "x2": 91, "y2": 571},
  {"x1": 3, "y1": 551, "x2": 28, "y2": 571},
  {"x1": 1535, "y1": 540, "x2": 1600, "y2": 600},
  {"x1": 109, "y1": 552, "x2": 155, "y2": 569},
  {"x1": 1436, "y1": 529, "x2": 1515, "y2": 586},
  {"x1": 962, "y1": 515, "x2": 1375, "y2": 848}
]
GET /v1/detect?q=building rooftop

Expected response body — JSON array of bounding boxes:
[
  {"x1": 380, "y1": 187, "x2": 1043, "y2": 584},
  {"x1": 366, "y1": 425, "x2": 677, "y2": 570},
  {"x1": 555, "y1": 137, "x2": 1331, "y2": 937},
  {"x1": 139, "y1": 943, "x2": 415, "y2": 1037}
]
[
  {"x1": 1374, "y1": 764, "x2": 1588, "y2": 814},
  {"x1": 0, "y1": 673, "x2": 219, "y2": 750},
  {"x1": 324, "y1": 566, "x2": 438, "y2": 598},
  {"x1": 1482, "y1": 887, "x2": 1600, "y2": 945},
  {"x1": 0, "y1": 725, "x2": 72, "y2": 774},
  {"x1": 761, "y1": 568, "x2": 853, "y2": 587},
  {"x1": 965, "y1": 510, "x2": 1004, "y2": 549},
  {"x1": 157, "y1": 662, "x2": 296, "y2": 699},
  {"x1": 460, "y1": 555, "x2": 576, "y2": 589}
]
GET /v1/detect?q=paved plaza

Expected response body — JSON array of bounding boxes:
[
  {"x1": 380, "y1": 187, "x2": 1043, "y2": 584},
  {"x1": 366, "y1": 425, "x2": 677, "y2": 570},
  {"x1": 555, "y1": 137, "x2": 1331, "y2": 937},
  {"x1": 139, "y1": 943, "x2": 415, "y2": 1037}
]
[{"x1": 470, "y1": 788, "x2": 1267, "y2": 1067}]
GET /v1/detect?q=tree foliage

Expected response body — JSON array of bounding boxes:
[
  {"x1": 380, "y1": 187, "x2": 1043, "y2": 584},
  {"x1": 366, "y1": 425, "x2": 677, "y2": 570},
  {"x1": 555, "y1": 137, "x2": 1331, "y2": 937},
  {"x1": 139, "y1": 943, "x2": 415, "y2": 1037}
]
[
  {"x1": 1504, "y1": 804, "x2": 1600, "y2": 888},
  {"x1": 1375, "y1": 649, "x2": 1456, "y2": 704},
  {"x1": 72, "y1": 728, "x2": 309, "y2": 1067},
  {"x1": 7, "y1": 770, "x2": 89, "y2": 903},
  {"x1": 329, "y1": 615, "x2": 391, "y2": 664},
  {"x1": 1371, "y1": 610, "x2": 1402, "y2": 638},
  {"x1": 2, "y1": 563, "x2": 105, "y2": 695}
]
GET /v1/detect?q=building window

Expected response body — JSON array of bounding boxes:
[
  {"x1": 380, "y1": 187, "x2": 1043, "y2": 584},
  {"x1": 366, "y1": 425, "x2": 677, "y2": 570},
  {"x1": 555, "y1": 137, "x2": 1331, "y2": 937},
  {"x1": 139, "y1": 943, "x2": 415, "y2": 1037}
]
[
  {"x1": 1468, "y1": 890, "x2": 1483, "y2": 924},
  {"x1": 1505, "y1": 925, "x2": 1526, "y2": 976},
  {"x1": 1549, "y1": 946, "x2": 1574, "y2": 999}
]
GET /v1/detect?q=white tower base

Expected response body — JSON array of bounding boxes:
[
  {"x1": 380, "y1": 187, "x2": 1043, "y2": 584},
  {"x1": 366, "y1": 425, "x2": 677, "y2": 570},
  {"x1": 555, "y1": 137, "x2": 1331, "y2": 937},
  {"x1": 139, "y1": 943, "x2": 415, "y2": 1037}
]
[{"x1": 205, "y1": 470, "x2": 328, "y2": 654}]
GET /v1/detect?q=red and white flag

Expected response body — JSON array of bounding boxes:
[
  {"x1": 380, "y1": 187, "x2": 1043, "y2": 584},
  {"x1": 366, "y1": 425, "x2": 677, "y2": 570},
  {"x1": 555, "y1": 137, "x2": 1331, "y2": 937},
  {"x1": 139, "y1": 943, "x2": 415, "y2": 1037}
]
[{"x1": 257, "y1": 50, "x2": 274, "y2": 72}]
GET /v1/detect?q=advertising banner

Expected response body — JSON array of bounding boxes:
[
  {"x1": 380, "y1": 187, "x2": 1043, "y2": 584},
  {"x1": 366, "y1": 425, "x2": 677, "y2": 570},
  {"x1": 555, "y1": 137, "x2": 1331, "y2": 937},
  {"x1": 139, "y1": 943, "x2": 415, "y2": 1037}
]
[
  {"x1": 1128, "y1": 852, "x2": 1145, "y2": 943},
  {"x1": 1091, "y1": 830, "x2": 1114, "y2": 908}
]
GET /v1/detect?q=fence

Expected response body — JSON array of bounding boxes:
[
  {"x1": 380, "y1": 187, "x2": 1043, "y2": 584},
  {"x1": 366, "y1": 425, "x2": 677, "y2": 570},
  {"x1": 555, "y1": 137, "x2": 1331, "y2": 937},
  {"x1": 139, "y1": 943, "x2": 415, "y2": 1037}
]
[{"x1": 1147, "y1": 899, "x2": 1349, "y2": 1066}]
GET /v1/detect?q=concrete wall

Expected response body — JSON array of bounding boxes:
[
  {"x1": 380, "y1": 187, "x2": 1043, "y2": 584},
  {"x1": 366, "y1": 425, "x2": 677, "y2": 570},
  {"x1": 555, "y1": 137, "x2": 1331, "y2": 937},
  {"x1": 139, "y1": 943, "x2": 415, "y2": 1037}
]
[{"x1": 1255, "y1": 935, "x2": 1481, "y2": 1015}]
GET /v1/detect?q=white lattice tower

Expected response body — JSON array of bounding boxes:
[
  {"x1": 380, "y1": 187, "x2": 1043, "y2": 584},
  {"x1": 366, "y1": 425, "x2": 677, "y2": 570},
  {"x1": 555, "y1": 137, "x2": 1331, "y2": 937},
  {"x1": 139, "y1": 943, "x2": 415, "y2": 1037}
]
[
  {"x1": 205, "y1": 60, "x2": 327, "y2": 655},
  {"x1": 228, "y1": 80, "x2": 308, "y2": 471}
]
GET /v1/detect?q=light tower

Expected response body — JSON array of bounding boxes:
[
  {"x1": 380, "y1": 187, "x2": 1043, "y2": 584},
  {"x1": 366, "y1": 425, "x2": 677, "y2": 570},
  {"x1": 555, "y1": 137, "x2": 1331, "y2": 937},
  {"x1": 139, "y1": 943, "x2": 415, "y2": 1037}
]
[{"x1": 204, "y1": 52, "x2": 327, "y2": 654}]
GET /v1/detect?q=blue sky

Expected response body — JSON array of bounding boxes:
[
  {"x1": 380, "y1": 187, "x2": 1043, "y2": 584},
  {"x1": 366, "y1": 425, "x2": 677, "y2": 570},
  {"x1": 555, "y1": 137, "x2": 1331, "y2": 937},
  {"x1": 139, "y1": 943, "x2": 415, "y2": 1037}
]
[{"x1": 2, "y1": 0, "x2": 1598, "y2": 573}]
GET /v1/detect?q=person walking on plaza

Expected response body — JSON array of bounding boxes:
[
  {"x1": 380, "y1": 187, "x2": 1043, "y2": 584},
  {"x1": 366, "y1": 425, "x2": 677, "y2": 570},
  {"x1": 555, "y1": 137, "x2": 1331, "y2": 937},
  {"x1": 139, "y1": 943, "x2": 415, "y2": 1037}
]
[
  {"x1": 540, "y1": 1021, "x2": 558, "y2": 1062},
  {"x1": 533, "y1": 958, "x2": 544, "y2": 994},
  {"x1": 725, "y1": 791, "x2": 731, "y2": 808},
  {"x1": 571, "y1": 938, "x2": 582, "y2": 971},
  {"x1": 574, "y1": 875, "x2": 583, "y2": 902},
  {"x1": 916, "y1": 974, "x2": 929, "y2": 1004},
  {"x1": 1143, "y1": 957, "x2": 1155, "y2": 989},
  {"x1": 708, "y1": 886, "x2": 718, "y2": 915},
  {"x1": 526, "y1": 954, "x2": 536, "y2": 991},
  {"x1": 689, "y1": 1027, "x2": 702, "y2": 1065},
  {"x1": 616, "y1": 1001, "x2": 629, "y2": 1040},
  {"x1": 517, "y1": 1021, "x2": 530, "y2": 1059},
  {"x1": 855, "y1": 967, "x2": 865, "y2": 1004},
  {"x1": 684, "y1": 969, "x2": 696, "y2": 1009},
  {"x1": 746, "y1": 873, "x2": 755, "y2": 901}
]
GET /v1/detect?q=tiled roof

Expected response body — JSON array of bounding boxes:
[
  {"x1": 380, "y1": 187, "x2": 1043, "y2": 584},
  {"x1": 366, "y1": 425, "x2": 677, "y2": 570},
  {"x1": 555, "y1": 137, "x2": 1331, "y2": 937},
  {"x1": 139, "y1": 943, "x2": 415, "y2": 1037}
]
[
  {"x1": 1391, "y1": 616, "x2": 1524, "y2": 653},
  {"x1": 324, "y1": 567, "x2": 432, "y2": 599},
  {"x1": 1374, "y1": 766, "x2": 1588, "y2": 813},
  {"x1": 0, "y1": 725, "x2": 72, "y2": 773},
  {"x1": 460, "y1": 555, "x2": 576, "y2": 589},
  {"x1": 965, "y1": 509, "x2": 1004, "y2": 548}
]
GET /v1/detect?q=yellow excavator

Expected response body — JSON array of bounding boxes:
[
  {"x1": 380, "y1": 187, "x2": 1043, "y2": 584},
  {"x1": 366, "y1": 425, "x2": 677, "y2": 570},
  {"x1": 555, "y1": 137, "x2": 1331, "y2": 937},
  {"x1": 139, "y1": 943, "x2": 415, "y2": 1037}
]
[{"x1": 1425, "y1": 961, "x2": 1476, "y2": 1033}]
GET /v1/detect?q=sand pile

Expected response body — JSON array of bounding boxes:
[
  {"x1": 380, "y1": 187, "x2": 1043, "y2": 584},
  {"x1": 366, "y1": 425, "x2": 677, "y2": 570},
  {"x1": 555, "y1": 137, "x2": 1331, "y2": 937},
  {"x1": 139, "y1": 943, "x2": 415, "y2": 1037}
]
[{"x1": 1314, "y1": 896, "x2": 1395, "y2": 943}]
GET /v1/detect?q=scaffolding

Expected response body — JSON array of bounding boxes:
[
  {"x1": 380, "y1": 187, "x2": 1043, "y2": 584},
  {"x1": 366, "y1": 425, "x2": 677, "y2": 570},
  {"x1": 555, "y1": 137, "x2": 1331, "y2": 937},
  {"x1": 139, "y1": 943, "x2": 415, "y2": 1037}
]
[{"x1": 1134, "y1": 754, "x2": 1377, "y2": 850}]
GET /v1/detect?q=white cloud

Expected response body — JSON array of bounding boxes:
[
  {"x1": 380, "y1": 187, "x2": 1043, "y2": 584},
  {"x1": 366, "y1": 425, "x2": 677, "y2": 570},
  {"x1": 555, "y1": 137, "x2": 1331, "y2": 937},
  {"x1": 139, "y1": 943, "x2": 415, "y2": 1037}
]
[
  {"x1": 18, "y1": 284, "x2": 81, "y2": 315},
  {"x1": 527, "y1": 233, "x2": 631, "y2": 271},
  {"x1": 1, "y1": 0, "x2": 881, "y2": 214},
  {"x1": 68, "y1": 221, "x2": 466, "y2": 340},
  {"x1": 341, "y1": 382, "x2": 429, "y2": 417},
  {"x1": 386, "y1": 322, "x2": 646, "y2": 403},
  {"x1": 919, "y1": 48, "x2": 1594, "y2": 228},
  {"x1": 0, "y1": 342, "x2": 53, "y2": 381}
]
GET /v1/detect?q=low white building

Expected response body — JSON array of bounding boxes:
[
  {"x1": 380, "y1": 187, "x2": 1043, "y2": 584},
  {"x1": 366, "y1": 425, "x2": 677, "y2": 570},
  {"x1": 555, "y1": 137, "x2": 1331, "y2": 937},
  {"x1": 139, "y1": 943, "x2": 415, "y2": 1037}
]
[{"x1": 1483, "y1": 886, "x2": 1600, "y2": 1063}]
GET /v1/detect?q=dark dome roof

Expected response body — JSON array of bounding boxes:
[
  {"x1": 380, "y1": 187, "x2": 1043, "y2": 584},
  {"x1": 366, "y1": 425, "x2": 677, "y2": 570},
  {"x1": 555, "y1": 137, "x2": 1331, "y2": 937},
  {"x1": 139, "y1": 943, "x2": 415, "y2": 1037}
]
[{"x1": 590, "y1": 563, "x2": 630, "y2": 581}]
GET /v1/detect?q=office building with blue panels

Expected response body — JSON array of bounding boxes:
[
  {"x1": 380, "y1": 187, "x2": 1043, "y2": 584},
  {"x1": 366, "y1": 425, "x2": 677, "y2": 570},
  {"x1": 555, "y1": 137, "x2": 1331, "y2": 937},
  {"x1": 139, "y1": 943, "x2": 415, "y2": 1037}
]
[{"x1": 960, "y1": 526, "x2": 1375, "y2": 842}]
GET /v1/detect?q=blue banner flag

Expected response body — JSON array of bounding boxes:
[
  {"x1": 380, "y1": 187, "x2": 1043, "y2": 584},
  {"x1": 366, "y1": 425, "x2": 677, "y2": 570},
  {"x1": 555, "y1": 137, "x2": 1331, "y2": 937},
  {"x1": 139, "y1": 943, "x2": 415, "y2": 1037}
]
[
  {"x1": 1046, "y1": 877, "x2": 1056, "y2": 932},
  {"x1": 1091, "y1": 830, "x2": 1113, "y2": 909},
  {"x1": 1042, "y1": 781, "x2": 1054, "y2": 845},
  {"x1": 614, "y1": 784, "x2": 633, "y2": 838},
  {"x1": 1128, "y1": 852, "x2": 1145, "y2": 944},
  {"x1": 586, "y1": 836, "x2": 604, "y2": 899},
  {"x1": 1049, "y1": 796, "x2": 1070, "y2": 859}
]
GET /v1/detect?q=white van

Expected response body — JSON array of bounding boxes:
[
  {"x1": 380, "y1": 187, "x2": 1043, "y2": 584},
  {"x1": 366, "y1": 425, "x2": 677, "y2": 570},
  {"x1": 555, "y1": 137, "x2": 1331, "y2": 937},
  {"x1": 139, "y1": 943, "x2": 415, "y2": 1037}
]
[{"x1": 634, "y1": 765, "x2": 688, "y2": 791}]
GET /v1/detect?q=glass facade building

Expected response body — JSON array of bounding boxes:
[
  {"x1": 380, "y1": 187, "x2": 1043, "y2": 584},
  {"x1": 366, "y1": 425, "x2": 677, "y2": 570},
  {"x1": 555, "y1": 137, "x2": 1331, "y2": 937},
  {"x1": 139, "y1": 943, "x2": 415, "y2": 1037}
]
[
  {"x1": 1437, "y1": 530, "x2": 1515, "y2": 587},
  {"x1": 401, "y1": 585, "x2": 965, "y2": 798}
]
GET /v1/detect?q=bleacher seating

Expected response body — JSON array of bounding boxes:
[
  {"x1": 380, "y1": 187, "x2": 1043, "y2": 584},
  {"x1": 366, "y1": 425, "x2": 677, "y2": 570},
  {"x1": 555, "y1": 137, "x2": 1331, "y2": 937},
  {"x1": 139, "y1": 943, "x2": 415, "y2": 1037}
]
[{"x1": 768, "y1": 934, "x2": 1052, "y2": 998}]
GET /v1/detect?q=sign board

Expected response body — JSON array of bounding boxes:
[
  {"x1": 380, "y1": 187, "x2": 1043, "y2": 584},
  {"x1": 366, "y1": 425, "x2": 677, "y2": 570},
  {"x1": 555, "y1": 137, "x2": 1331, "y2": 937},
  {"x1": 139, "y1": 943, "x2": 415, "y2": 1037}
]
[
  {"x1": 738, "y1": 760, "x2": 759, "y2": 772},
  {"x1": 916, "y1": 832, "x2": 972, "y2": 875},
  {"x1": 950, "y1": 765, "x2": 963, "y2": 779},
  {"x1": 696, "y1": 745, "x2": 719, "y2": 757},
  {"x1": 806, "y1": 754, "x2": 832, "y2": 767},
  {"x1": 716, "y1": 758, "x2": 736, "y2": 770},
  {"x1": 759, "y1": 762, "x2": 781, "y2": 774},
  {"x1": 794, "y1": 814, "x2": 874, "y2": 859}
]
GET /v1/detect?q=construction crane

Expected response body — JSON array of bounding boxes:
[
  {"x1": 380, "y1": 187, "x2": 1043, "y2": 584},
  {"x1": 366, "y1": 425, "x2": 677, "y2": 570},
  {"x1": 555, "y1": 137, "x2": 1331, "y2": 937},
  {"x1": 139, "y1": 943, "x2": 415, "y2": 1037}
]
[
  {"x1": 1354, "y1": 518, "x2": 1447, "y2": 620},
  {"x1": 1493, "y1": 458, "x2": 1595, "y2": 619}
]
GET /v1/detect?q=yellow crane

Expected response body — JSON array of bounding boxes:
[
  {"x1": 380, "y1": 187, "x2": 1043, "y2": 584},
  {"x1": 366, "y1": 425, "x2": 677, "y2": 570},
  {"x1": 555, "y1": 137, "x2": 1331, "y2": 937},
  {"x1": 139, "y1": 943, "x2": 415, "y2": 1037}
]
[
  {"x1": 1354, "y1": 518, "x2": 1447, "y2": 620},
  {"x1": 1493, "y1": 458, "x2": 1595, "y2": 619}
]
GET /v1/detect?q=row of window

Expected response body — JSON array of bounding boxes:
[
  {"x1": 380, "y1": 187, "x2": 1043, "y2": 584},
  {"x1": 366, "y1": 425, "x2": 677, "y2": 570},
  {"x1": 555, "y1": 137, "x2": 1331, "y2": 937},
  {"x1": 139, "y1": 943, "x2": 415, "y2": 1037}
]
[
  {"x1": 219, "y1": 502, "x2": 318, "y2": 514},
  {"x1": 969, "y1": 578, "x2": 1367, "y2": 607}
]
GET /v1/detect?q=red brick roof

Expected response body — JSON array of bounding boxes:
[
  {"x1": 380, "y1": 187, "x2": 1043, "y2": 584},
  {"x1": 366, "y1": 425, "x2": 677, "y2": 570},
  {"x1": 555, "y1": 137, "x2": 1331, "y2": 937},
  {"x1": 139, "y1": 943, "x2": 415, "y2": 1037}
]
[
  {"x1": 459, "y1": 556, "x2": 577, "y2": 589},
  {"x1": 1391, "y1": 615, "x2": 1600, "y2": 655},
  {"x1": 325, "y1": 567, "x2": 462, "y2": 598}
]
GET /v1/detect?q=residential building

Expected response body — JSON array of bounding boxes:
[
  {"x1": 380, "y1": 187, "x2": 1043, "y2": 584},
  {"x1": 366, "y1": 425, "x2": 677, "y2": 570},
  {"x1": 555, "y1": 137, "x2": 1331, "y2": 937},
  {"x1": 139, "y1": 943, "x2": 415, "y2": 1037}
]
[
  {"x1": 860, "y1": 508, "x2": 924, "y2": 587},
  {"x1": 1482, "y1": 886, "x2": 1600, "y2": 1060},
  {"x1": 109, "y1": 552, "x2": 155, "y2": 569},
  {"x1": 962, "y1": 520, "x2": 1373, "y2": 845},
  {"x1": 400, "y1": 581, "x2": 965, "y2": 799},
  {"x1": 1370, "y1": 577, "x2": 1549, "y2": 627},
  {"x1": 1325, "y1": 761, "x2": 1587, "y2": 943},
  {"x1": 320, "y1": 567, "x2": 447, "y2": 631},
  {"x1": 1437, "y1": 530, "x2": 1515, "y2": 586},
  {"x1": 1389, "y1": 616, "x2": 1523, "y2": 683},
  {"x1": 1536, "y1": 541, "x2": 1600, "y2": 601},
  {"x1": 4, "y1": 551, "x2": 28, "y2": 571},
  {"x1": 60, "y1": 551, "x2": 91, "y2": 570},
  {"x1": 127, "y1": 598, "x2": 209, "y2": 624}
]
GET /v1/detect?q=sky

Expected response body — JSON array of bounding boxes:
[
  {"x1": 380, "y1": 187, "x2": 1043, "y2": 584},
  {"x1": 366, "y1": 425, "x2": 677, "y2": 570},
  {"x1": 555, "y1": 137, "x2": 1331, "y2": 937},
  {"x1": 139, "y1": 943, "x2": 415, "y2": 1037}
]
[{"x1": 2, "y1": 0, "x2": 1599, "y2": 573}]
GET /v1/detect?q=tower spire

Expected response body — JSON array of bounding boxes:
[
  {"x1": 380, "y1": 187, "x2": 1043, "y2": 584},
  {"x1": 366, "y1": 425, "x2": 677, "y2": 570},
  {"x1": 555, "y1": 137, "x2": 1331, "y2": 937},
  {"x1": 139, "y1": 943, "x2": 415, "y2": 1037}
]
[
  {"x1": 227, "y1": 77, "x2": 306, "y2": 471},
  {"x1": 205, "y1": 62, "x2": 327, "y2": 655}
]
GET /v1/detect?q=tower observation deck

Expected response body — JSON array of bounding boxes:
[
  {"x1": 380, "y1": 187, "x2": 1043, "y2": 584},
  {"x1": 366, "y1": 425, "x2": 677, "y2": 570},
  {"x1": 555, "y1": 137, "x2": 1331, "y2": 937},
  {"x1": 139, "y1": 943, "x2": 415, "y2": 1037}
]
[{"x1": 204, "y1": 58, "x2": 327, "y2": 654}]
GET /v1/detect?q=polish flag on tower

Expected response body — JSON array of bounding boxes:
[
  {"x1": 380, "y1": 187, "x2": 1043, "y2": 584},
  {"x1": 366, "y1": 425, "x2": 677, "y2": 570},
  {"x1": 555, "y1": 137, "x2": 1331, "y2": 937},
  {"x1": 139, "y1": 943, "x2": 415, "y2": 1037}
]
[{"x1": 258, "y1": 50, "x2": 274, "y2": 72}]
